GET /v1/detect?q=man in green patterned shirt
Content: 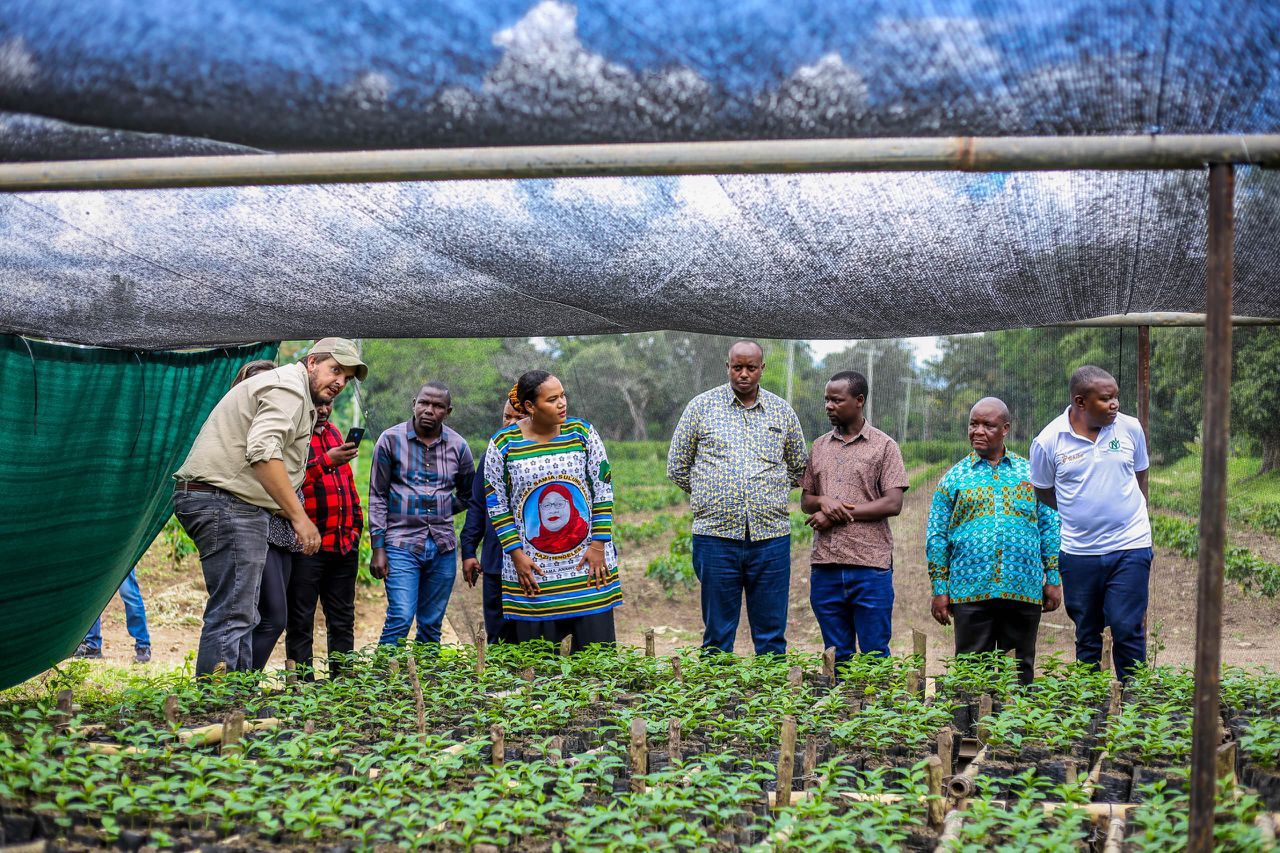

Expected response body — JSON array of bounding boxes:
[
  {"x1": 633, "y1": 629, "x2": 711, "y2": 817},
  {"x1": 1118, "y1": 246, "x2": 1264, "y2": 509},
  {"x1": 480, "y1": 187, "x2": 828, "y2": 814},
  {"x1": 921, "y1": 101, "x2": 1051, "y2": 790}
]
[{"x1": 667, "y1": 340, "x2": 808, "y2": 654}]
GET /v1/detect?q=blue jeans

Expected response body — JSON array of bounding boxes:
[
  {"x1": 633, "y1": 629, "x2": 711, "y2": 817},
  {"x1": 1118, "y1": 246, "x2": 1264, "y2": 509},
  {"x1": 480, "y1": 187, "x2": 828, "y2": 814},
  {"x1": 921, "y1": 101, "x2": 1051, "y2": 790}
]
[
  {"x1": 1059, "y1": 547, "x2": 1153, "y2": 682},
  {"x1": 379, "y1": 540, "x2": 457, "y2": 645},
  {"x1": 84, "y1": 568, "x2": 151, "y2": 652},
  {"x1": 173, "y1": 490, "x2": 270, "y2": 675},
  {"x1": 692, "y1": 533, "x2": 790, "y2": 655},
  {"x1": 809, "y1": 564, "x2": 894, "y2": 660}
]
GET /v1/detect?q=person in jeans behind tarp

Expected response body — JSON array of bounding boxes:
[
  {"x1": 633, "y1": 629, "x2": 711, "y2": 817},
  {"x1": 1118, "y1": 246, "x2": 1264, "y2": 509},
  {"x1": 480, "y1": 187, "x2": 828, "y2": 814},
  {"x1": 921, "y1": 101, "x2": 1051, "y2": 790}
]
[
  {"x1": 667, "y1": 340, "x2": 808, "y2": 655},
  {"x1": 368, "y1": 381, "x2": 474, "y2": 647},
  {"x1": 172, "y1": 338, "x2": 367, "y2": 676},
  {"x1": 1030, "y1": 366, "x2": 1152, "y2": 683},
  {"x1": 460, "y1": 396, "x2": 522, "y2": 644},
  {"x1": 927, "y1": 397, "x2": 1062, "y2": 685},
  {"x1": 800, "y1": 371, "x2": 908, "y2": 661},
  {"x1": 75, "y1": 568, "x2": 151, "y2": 664},
  {"x1": 287, "y1": 400, "x2": 363, "y2": 679}
]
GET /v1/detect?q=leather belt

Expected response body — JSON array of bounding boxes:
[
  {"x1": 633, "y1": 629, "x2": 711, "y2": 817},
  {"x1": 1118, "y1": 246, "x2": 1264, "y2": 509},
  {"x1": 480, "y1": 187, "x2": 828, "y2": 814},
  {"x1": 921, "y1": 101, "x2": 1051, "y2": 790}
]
[{"x1": 174, "y1": 480, "x2": 219, "y2": 493}]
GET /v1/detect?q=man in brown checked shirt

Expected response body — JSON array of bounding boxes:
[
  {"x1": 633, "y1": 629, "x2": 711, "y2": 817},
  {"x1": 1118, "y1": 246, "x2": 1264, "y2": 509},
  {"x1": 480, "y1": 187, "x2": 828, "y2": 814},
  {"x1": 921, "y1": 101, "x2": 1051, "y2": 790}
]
[{"x1": 800, "y1": 370, "x2": 910, "y2": 660}]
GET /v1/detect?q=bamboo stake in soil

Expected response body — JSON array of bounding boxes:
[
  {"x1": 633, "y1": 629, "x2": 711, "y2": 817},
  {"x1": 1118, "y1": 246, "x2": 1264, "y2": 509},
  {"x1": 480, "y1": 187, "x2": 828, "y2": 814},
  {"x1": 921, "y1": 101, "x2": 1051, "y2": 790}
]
[
  {"x1": 937, "y1": 729, "x2": 954, "y2": 777},
  {"x1": 645, "y1": 628, "x2": 656, "y2": 657},
  {"x1": 774, "y1": 715, "x2": 798, "y2": 809},
  {"x1": 976, "y1": 694, "x2": 993, "y2": 743},
  {"x1": 925, "y1": 755, "x2": 945, "y2": 830},
  {"x1": 490, "y1": 725, "x2": 505, "y2": 768},
  {"x1": 221, "y1": 711, "x2": 245, "y2": 756},
  {"x1": 629, "y1": 718, "x2": 648, "y2": 792},
  {"x1": 907, "y1": 671, "x2": 921, "y2": 695},
  {"x1": 388, "y1": 657, "x2": 400, "y2": 679},
  {"x1": 162, "y1": 695, "x2": 181, "y2": 729},
  {"x1": 1108, "y1": 679, "x2": 1123, "y2": 718},
  {"x1": 937, "y1": 809, "x2": 965, "y2": 851},
  {"x1": 285, "y1": 659, "x2": 298, "y2": 686},
  {"x1": 54, "y1": 689, "x2": 73, "y2": 734},
  {"x1": 1216, "y1": 741, "x2": 1238, "y2": 784},
  {"x1": 406, "y1": 655, "x2": 426, "y2": 736},
  {"x1": 1102, "y1": 628, "x2": 1114, "y2": 673},
  {"x1": 787, "y1": 665, "x2": 803, "y2": 689},
  {"x1": 822, "y1": 647, "x2": 837, "y2": 680},
  {"x1": 475, "y1": 630, "x2": 487, "y2": 675},
  {"x1": 560, "y1": 635, "x2": 574, "y2": 657},
  {"x1": 668, "y1": 718, "x2": 683, "y2": 764},
  {"x1": 913, "y1": 630, "x2": 927, "y2": 690},
  {"x1": 1102, "y1": 815, "x2": 1126, "y2": 853},
  {"x1": 671, "y1": 655, "x2": 683, "y2": 683},
  {"x1": 546, "y1": 736, "x2": 563, "y2": 765},
  {"x1": 303, "y1": 720, "x2": 317, "y2": 735},
  {"x1": 802, "y1": 736, "x2": 819, "y2": 780}
]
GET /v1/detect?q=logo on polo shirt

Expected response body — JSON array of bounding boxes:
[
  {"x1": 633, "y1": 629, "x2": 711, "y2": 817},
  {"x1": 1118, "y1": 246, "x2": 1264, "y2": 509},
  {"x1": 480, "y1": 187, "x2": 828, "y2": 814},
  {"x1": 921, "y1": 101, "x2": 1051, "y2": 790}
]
[{"x1": 1108, "y1": 438, "x2": 1122, "y2": 452}]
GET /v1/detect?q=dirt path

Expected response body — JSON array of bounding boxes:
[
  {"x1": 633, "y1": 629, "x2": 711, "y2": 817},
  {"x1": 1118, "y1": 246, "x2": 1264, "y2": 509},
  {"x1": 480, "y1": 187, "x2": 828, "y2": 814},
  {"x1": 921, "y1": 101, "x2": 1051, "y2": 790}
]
[{"x1": 89, "y1": 477, "x2": 1280, "y2": 673}]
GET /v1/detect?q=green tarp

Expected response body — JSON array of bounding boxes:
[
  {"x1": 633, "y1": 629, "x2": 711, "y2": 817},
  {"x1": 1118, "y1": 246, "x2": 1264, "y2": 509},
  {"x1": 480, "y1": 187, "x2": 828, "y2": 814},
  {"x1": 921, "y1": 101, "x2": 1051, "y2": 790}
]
[{"x1": 0, "y1": 336, "x2": 277, "y2": 689}]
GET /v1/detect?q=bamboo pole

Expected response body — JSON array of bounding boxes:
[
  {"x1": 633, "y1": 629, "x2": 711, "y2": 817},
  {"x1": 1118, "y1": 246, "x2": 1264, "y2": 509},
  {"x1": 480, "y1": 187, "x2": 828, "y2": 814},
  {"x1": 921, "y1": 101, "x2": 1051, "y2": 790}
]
[
  {"x1": 937, "y1": 809, "x2": 965, "y2": 851},
  {"x1": 629, "y1": 718, "x2": 648, "y2": 792},
  {"x1": 5, "y1": 135, "x2": 1280, "y2": 192},
  {"x1": 787, "y1": 665, "x2": 803, "y2": 689},
  {"x1": 490, "y1": 725, "x2": 505, "y2": 768},
  {"x1": 976, "y1": 694, "x2": 993, "y2": 743},
  {"x1": 937, "y1": 729, "x2": 954, "y2": 777},
  {"x1": 774, "y1": 715, "x2": 797, "y2": 809},
  {"x1": 668, "y1": 718, "x2": 682, "y2": 764},
  {"x1": 802, "y1": 736, "x2": 819, "y2": 780},
  {"x1": 284, "y1": 659, "x2": 298, "y2": 686},
  {"x1": 475, "y1": 630, "x2": 487, "y2": 676},
  {"x1": 162, "y1": 695, "x2": 181, "y2": 729},
  {"x1": 387, "y1": 657, "x2": 400, "y2": 679},
  {"x1": 913, "y1": 630, "x2": 928, "y2": 690},
  {"x1": 671, "y1": 656, "x2": 683, "y2": 683},
  {"x1": 1216, "y1": 741, "x2": 1238, "y2": 784},
  {"x1": 1109, "y1": 680, "x2": 1124, "y2": 718},
  {"x1": 645, "y1": 628, "x2": 656, "y2": 657},
  {"x1": 54, "y1": 689, "x2": 73, "y2": 734},
  {"x1": 1102, "y1": 629, "x2": 1114, "y2": 673},
  {"x1": 925, "y1": 755, "x2": 945, "y2": 831},
  {"x1": 406, "y1": 655, "x2": 426, "y2": 736},
  {"x1": 560, "y1": 635, "x2": 574, "y2": 657},
  {"x1": 221, "y1": 711, "x2": 245, "y2": 756},
  {"x1": 1103, "y1": 815, "x2": 1126, "y2": 853},
  {"x1": 822, "y1": 648, "x2": 837, "y2": 680},
  {"x1": 1190, "y1": 162, "x2": 1234, "y2": 853}
]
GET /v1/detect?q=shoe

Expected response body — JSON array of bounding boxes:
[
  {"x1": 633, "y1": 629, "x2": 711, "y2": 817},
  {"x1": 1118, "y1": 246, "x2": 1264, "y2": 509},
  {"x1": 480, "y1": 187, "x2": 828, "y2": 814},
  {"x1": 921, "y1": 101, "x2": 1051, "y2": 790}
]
[
  {"x1": 134, "y1": 647, "x2": 151, "y2": 664},
  {"x1": 74, "y1": 643, "x2": 103, "y2": 659}
]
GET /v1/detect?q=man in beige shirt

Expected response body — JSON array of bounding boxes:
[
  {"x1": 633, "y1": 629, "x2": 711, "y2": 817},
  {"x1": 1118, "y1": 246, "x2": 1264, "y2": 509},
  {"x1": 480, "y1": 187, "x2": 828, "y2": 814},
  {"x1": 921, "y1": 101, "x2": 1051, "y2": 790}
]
[
  {"x1": 172, "y1": 338, "x2": 368, "y2": 675},
  {"x1": 800, "y1": 370, "x2": 909, "y2": 661}
]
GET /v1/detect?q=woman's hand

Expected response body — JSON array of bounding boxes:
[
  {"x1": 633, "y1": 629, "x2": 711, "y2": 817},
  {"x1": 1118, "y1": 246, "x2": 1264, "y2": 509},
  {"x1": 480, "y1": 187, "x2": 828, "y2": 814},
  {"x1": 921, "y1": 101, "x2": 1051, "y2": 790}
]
[
  {"x1": 512, "y1": 549, "x2": 544, "y2": 595},
  {"x1": 578, "y1": 542, "x2": 608, "y2": 589}
]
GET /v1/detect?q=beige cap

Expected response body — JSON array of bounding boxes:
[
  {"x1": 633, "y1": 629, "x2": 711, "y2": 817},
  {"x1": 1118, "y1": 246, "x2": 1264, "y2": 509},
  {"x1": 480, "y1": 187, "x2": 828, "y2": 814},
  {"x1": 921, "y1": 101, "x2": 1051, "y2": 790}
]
[{"x1": 308, "y1": 337, "x2": 369, "y2": 381}]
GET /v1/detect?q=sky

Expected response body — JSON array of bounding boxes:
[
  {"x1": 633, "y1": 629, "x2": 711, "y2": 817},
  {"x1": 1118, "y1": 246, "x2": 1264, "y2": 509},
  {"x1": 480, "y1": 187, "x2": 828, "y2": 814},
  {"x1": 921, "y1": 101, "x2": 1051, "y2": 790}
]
[{"x1": 808, "y1": 336, "x2": 942, "y2": 366}]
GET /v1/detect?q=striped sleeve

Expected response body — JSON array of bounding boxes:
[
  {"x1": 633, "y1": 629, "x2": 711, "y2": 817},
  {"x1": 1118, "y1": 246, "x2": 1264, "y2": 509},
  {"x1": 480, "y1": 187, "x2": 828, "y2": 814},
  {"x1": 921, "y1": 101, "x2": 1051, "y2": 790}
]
[
  {"x1": 584, "y1": 424, "x2": 614, "y2": 542},
  {"x1": 484, "y1": 437, "x2": 522, "y2": 553}
]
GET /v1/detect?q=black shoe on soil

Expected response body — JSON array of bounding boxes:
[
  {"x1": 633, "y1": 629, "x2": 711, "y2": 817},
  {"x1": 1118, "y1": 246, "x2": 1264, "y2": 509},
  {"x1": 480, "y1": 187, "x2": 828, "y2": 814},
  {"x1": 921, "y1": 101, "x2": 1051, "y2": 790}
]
[
  {"x1": 134, "y1": 647, "x2": 152, "y2": 664},
  {"x1": 74, "y1": 643, "x2": 103, "y2": 659}
]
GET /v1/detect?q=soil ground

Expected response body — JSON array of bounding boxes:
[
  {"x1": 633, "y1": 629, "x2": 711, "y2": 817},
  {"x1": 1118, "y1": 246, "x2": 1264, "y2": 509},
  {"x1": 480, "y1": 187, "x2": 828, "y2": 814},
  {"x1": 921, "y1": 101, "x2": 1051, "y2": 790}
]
[{"x1": 91, "y1": 470, "x2": 1280, "y2": 675}]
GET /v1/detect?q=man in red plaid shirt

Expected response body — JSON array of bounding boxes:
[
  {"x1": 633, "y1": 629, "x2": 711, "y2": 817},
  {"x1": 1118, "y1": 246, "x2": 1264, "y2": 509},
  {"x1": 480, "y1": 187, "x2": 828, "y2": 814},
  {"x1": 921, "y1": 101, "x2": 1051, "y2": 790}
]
[{"x1": 286, "y1": 401, "x2": 363, "y2": 679}]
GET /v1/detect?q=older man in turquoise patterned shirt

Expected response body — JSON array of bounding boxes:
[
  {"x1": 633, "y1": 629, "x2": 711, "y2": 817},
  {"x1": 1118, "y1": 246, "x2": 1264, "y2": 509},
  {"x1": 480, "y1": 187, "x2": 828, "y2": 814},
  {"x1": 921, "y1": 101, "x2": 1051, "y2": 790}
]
[
  {"x1": 926, "y1": 397, "x2": 1061, "y2": 684},
  {"x1": 667, "y1": 340, "x2": 808, "y2": 654}
]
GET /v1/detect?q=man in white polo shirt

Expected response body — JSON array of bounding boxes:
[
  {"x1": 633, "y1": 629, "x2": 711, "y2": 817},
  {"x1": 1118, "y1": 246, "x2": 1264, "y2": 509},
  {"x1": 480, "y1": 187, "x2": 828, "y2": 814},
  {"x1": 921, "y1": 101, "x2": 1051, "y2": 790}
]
[{"x1": 1029, "y1": 365, "x2": 1151, "y2": 682}]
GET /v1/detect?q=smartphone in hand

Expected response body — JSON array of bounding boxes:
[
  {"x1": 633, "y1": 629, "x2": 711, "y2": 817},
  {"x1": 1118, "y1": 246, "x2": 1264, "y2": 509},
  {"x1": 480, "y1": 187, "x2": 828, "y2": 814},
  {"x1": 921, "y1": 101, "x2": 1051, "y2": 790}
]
[{"x1": 345, "y1": 427, "x2": 366, "y2": 445}]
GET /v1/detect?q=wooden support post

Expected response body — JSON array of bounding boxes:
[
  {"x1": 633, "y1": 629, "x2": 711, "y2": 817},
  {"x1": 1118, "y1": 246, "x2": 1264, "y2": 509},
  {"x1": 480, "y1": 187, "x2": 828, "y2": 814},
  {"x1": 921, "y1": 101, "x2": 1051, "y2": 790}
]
[
  {"x1": 54, "y1": 689, "x2": 73, "y2": 734},
  {"x1": 1101, "y1": 628, "x2": 1114, "y2": 673},
  {"x1": 475, "y1": 630, "x2": 487, "y2": 676},
  {"x1": 221, "y1": 711, "x2": 245, "y2": 756},
  {"x1": 560, "y1": 635, "x2": 574, "y2": 657},
  {"x1": 936, "y1": 729, "x2": 954, "y2": 777},
  {"x1": 303, "y1": 720, "x2": 317, "y2": 735},
  {"x1": 925, "y1": 754, "x2": 945, "y2": 831},
  {"x1": 775, "y1": 715, "x2": 797, "y2": 809},
  {"x1": 913, "y1": 629, "x2": 928, "y2": 689},
  {"x1": 1216, "y1": 741, "x2": 1238, "y2": 785},
  {"x1": 668, "y1": 718, "x2": 683, "y2": 764},
  {"x1": 802, "y1": 736, "x2": 819, "y2": 779},
  {"x1": 977, "y1": 693, "x2": 993, "y2": 743},
  {"x1": 906, "y1": 671, "x2": 921, "y2": 695},
  {"x1": 388, "y1": 657, "x2": 400, "y2": 678},
  {"x1": 406, "y1": 655, "x2": 426, "y2": 736},
  {"x1": 787, "y1": 665, "x2": 803, "y2": 689},
  {"x1": 645, "y1": 628, "x2": 656, "y2": 657},
  {"x1": 490, "y1": 724, "x2": 505, "y2": 768},
  {"x1": 822, "y1": 647, "x2": 836, "y2": 680},
  {"x1": 547, "y1": 735, "x2": 563, "y2": 766},
  {"x1": 1109, "y1": 680, "x2": 1124, "y2": 718},
  {"x1": 671, "y1": 656, "x2": 683, "y2": 683},
  {"x1": 629, "y1": 718, "x2": 648, "y2": 792},
  {"x1": 1190, "y1": 162, "x2": 1234, "y2": 853},
  {"x1": 162, "y1": 695, "x2": 181, "y2": 729},
  {"x1": 285, "y1": 659, "x2": 298, "y2": 687}
]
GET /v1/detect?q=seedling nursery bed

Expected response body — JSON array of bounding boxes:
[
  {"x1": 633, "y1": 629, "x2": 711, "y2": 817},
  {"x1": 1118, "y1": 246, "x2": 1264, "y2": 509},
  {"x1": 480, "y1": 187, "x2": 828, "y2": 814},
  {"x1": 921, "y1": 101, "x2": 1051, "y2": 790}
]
[{"x1": 1, "y1": 641, "x2": 1277, "y2": 851}]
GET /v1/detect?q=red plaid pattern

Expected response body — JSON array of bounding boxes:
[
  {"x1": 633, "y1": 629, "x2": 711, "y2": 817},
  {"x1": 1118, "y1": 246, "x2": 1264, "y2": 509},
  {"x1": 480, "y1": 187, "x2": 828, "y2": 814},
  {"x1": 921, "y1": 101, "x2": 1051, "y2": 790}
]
[{"x1": 303, "y1": 422, "x2": 364, "y2": 554}]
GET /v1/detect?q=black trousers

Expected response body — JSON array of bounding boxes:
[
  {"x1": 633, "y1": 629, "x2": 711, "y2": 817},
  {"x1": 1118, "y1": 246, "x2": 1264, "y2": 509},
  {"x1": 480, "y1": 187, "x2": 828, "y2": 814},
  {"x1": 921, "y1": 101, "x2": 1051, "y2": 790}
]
[
  {"x1": 481, "y1": 572, "x2": 511, "y2": 643},
  {"x1": 251, "y1": 545, "x2": 292, "y2": 670},
  {"x1": 286, "y1": 548, "x2": 358, "y2": 679},
  {"x1": 509, "y1": 609, "x2": 616, "y2": 653},
  {"x1": 952, "y1": 598, "x2": 1042, "y2": 685}
]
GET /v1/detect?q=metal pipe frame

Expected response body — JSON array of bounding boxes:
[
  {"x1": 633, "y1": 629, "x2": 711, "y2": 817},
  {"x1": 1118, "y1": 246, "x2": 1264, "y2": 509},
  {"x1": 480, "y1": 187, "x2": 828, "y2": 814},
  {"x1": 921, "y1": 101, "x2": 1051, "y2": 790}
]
[
  {"x1": 1056, "y1": 312, "x2": 1279, "y2": 328},
  {"x1": 1188, "y1": 163, "x2": 1234, "y2": 853},
  {"x1": 0, "y1": 134, "x2": 1277, "y2": 192}
]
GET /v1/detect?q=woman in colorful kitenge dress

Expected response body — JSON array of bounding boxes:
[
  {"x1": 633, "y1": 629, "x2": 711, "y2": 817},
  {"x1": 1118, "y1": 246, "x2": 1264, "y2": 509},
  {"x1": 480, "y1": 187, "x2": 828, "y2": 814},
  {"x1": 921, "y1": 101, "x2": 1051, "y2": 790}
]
[{"x1": 484, "y1": 370, "x2": 622, "y2": 651}]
